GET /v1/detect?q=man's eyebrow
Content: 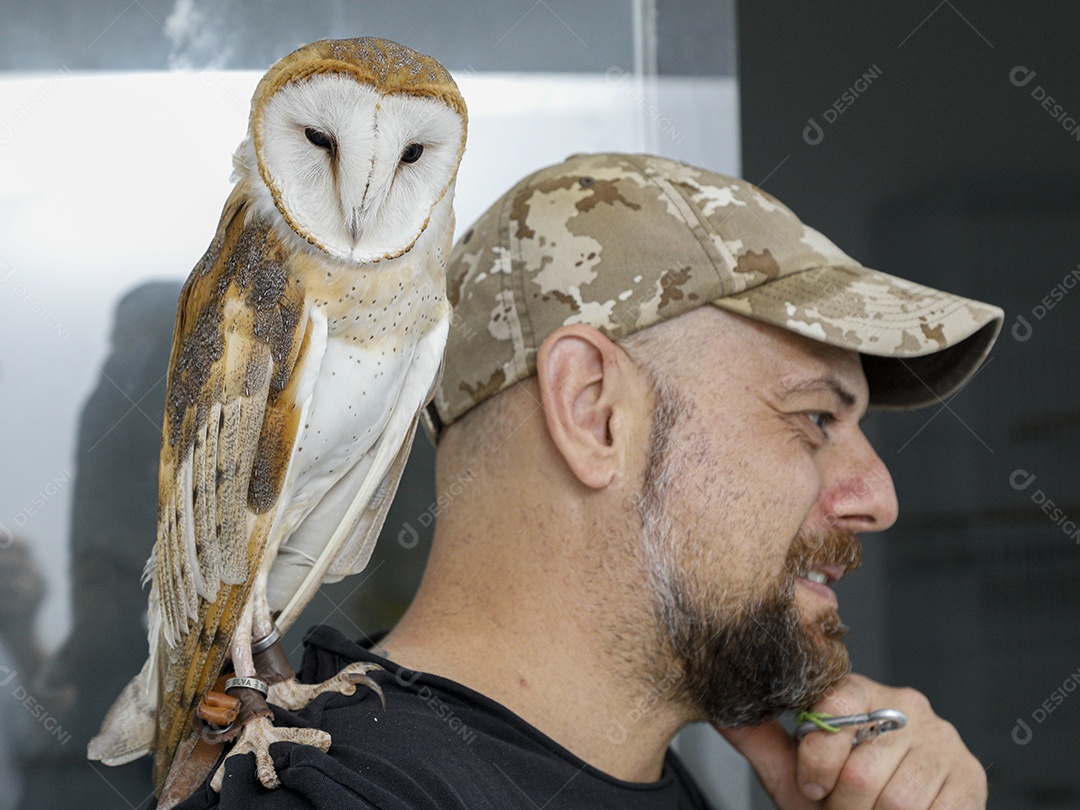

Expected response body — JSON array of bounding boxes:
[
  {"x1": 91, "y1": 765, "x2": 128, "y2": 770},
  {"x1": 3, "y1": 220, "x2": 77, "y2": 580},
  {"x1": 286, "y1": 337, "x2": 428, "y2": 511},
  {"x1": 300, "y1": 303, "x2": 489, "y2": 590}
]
[{"x1": 777, "y1": 375, "x2": 858, "y2": 409}]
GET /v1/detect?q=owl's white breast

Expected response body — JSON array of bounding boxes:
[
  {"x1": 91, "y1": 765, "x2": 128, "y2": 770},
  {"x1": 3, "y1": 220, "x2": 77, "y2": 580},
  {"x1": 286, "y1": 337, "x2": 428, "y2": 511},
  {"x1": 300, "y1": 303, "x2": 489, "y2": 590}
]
[{"x1": 265, "y1": 193, "x2": 452, "y2": 561}]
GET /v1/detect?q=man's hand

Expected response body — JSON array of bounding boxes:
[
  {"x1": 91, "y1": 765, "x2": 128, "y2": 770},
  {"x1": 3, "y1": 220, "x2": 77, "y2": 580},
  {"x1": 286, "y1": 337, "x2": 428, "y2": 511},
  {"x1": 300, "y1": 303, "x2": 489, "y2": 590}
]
[{"x1": 715, "y1": 674, "x2": 987, "y2": 808}]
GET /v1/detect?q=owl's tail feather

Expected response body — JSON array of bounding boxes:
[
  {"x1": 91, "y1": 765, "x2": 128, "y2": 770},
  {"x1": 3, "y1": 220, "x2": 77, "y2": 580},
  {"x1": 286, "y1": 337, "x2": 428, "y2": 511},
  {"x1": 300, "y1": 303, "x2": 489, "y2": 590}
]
[{"x1": 88, "y1": 657, "x2": 158, "y2": 765}]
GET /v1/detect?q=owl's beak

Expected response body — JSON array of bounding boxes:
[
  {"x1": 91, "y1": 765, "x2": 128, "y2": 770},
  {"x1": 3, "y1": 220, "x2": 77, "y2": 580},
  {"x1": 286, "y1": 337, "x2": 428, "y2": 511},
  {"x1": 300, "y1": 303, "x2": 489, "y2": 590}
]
[{"x1": 348, "y1": 208, "x2": 364, "y2": 243}]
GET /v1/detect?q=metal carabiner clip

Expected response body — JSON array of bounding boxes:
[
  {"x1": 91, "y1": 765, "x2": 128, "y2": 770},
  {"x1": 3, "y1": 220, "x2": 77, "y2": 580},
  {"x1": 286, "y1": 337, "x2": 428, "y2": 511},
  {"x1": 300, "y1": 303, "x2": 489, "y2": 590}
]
[{"x1": 795, "y1": 708, "x2": 908, "y2": 746}]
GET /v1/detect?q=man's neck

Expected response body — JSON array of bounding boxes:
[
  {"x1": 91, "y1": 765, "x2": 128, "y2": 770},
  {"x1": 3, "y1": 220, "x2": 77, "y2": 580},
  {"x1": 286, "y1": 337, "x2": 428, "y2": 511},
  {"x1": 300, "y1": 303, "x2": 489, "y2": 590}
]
[{"x1": 377, "y1": 542, "x2": 688, "y2": 783}]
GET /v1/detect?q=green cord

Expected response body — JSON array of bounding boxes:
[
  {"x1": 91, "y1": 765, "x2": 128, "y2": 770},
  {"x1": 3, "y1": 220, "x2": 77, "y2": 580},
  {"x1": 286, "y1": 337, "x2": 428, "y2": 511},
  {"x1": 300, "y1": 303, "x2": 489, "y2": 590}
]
[{"x1": 796, "y1": 711, "x2": 842, "y2": 733}]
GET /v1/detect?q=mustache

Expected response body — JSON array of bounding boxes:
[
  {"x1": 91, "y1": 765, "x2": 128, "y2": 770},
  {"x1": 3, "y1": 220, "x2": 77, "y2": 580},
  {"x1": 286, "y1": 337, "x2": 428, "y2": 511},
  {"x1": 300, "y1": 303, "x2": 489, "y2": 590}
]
[{"x1": 783, "y1": 527, "x2": 863, "y2": 579}]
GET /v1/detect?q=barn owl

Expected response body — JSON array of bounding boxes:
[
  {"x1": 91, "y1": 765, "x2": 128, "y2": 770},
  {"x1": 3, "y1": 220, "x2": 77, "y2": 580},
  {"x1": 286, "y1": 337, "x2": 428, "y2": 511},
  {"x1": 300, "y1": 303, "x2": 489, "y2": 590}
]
[{"x1": 88, "y1": 37, "x2": 467, "y2": 801}]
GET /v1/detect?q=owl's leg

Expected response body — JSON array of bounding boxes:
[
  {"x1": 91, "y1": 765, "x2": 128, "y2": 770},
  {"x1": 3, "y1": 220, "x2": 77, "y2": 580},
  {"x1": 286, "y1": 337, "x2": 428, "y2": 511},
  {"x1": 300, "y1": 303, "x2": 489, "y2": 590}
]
[
  {"x1": 209, "y1": 578, "x2": 331, "y2": 791},
  {"x1": 250, "y1": 569, "x2": 276, "y2": 644},
  {"x1": 231, "y1": 598, "x2": 258, "y2": 679},
  {"x1": 251, "y1": 566, "x2": 383, "y2": 712}
]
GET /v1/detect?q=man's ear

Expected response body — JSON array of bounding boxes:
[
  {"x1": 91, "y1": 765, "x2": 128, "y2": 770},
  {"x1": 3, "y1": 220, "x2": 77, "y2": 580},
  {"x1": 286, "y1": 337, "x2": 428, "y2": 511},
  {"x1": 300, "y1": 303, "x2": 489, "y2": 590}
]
[{"x1": 536, "y1": 325, "x2": 638, "y2": 489}]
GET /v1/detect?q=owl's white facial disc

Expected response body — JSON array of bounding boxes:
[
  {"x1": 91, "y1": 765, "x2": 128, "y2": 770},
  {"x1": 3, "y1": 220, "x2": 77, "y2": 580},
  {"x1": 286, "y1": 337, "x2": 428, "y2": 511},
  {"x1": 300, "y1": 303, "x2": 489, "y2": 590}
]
[{"x1": 256, "y1": 73, "x2": 464, "y2": 264}]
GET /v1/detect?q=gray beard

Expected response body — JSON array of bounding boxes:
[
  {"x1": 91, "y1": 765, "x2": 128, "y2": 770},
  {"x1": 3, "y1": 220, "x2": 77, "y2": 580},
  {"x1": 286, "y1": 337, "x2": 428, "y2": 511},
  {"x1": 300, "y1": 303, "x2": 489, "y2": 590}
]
[{"x1": 646, "y1": 550, "x2": 852, "y2": 726}]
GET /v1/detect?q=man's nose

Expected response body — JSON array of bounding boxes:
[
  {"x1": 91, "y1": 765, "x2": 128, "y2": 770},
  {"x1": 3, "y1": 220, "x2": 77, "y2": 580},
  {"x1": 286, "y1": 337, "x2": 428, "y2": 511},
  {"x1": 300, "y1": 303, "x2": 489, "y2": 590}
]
[{"x1": 821, "y1": 431, "x2": 899, "y2": 532}]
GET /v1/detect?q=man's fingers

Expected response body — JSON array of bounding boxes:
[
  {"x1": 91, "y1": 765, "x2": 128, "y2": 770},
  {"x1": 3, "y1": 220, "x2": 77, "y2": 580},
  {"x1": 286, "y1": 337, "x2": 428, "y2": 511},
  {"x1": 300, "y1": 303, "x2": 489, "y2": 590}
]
[
  {"x1": 806, "y1": 676, "x2": 987, "y2": 810},
  {"x1": 869, "y1": 756, "x2": 943, "y2": 810},
  {"x1": 796, "y1": 674, "x2": 872, "y2": 798},
  {"x1": 717, "y1": 675, "x2": 986, "y2": 809},
  {"x1": 864, "y1": 723, "x2": 986, "y2": 810},
  {"x1": 795, "y1": 726, "x2": 859, "y2": 799},
  {"x1": 714, "y1": 720, "x2": 819, "y2": 809}
]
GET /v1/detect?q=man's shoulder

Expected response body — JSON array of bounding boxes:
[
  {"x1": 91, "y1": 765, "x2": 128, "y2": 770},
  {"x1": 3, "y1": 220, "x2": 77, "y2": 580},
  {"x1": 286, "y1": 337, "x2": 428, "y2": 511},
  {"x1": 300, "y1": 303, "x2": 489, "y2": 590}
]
[
  {"x1": 178, "y1": 626, "x2": 714, "y2": 809},
  {"x1": 300, "y1": 627, "x2": 714, "y2": 808},
  {"x1": 276, "y1": 627, "x2": 568, "y2": 807}
]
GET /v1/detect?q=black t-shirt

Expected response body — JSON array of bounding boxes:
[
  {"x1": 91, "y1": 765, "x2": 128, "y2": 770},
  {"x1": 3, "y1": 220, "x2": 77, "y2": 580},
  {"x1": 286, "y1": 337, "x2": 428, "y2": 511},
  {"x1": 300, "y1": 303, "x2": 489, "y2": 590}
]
[{"x1": 176, "y1": 626, "x2": 714, "y2": 809}]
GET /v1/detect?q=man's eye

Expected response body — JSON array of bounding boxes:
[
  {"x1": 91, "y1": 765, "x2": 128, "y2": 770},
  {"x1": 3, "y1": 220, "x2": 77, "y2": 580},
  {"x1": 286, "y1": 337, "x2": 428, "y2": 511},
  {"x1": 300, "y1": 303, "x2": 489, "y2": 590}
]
[{"x1": 808, "y1": 412, "x2": 831, "y2": 431}]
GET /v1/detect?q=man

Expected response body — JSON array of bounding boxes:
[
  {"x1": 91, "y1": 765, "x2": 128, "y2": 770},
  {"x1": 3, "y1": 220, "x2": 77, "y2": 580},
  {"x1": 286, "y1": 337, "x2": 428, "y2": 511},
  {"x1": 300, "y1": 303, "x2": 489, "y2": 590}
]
[{"x1": 180, "y1": 153, "x2": 1001, "y2": 808}]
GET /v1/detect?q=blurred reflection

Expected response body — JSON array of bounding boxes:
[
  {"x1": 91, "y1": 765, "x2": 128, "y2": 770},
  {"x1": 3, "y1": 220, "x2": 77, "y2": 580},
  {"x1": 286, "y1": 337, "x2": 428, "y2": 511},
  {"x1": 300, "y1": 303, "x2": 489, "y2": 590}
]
[
  {"x1": 0, "y1": 536, "x2": 47, "y2": 685},
  {"x1": 20, "y1": 281, "x2": 182, "y2": 810},
  {"x1": 0, "y1": 535, "x2": 47, "y2": 810}
]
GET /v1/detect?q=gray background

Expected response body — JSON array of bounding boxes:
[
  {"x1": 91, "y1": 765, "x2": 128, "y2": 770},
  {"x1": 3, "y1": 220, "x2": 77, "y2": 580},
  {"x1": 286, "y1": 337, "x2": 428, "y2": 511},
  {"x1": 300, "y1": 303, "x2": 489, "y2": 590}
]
[
  {"x1": 740, "y1": 3, "x2": 1080, "y2": 807},
  {"x1": 0, "y1": 0, "x2": 735, "y2": 76}
]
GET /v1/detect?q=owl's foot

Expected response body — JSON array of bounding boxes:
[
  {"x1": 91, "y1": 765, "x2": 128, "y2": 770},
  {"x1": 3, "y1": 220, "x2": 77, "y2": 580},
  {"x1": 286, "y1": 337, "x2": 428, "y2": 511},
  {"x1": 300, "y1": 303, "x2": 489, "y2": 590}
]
[
  {"x1": 210, "y1": 714, "x2": 330, "y2": 792},
  {"x1": 268, "y1": 661, "x2": 384, "y2": 711}
]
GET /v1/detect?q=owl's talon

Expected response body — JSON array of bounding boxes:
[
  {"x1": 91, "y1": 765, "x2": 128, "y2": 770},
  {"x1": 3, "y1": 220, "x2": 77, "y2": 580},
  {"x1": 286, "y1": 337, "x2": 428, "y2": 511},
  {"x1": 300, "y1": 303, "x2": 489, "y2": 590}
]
[
  {"x1": 209, "y1": 714, "x2": 330, "y2": 792},
  {"x1": 345, "y1": 667, "x2": 386, "y2": 708},
  {"x1": 268, "y1": 662, "x2": 384, "y2": 710}
]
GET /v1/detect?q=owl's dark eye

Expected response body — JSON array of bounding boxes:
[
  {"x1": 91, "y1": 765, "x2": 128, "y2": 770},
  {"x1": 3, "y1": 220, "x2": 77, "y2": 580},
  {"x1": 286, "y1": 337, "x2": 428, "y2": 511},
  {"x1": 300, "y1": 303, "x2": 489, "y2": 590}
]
[
  {"x1": 305, "y1": 127, "x2": 334, "y2": 150},
  {"x1": 400, "y1": 143, "x2": 424, "y2": 164}
]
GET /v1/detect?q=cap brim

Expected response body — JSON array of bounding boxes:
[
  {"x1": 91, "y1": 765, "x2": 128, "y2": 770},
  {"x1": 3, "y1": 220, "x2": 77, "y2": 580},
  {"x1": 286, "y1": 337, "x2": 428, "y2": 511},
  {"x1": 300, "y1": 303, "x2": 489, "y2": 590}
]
[{"x1": 711, "y1": 264, "x2": 1004, "y2": 409}]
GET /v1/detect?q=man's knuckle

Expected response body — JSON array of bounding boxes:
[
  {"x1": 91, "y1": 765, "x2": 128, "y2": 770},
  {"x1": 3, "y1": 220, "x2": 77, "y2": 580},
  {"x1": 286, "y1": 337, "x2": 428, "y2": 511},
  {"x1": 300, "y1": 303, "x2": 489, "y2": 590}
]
[
  {"x1": 840, "y1": 672, "x2": 871, "y2": 698},
  {"x1": 963, "y1": 757, "x2": 988, "y2": 792},
  {"x1": 797, "y1": 741, "x2": 843, "y2": 788},
  {"x1": 896, "y1": 686, "x2": 931, "y2": 713},
  {"x1": 797, "y1": 743, "x2": 832, "y2": 776},
  {"x1": 938, "y1": 718, "x2": 961, "y2": 741},
  {"x1": 876, "y1": 786, "x2": 922, "y2": 810},
  {"x1": 976, "y1": 772, "x2": 989, "y2": 796},
  {"x1": 877, "y1": 764, "x2": 936, "y2": 810},
  {"x1": 942, "y1": 765, "x2": 988, "y2": 809},
  {"x1": 835, "y1": 760, "x2": 876, "y2": 796}
]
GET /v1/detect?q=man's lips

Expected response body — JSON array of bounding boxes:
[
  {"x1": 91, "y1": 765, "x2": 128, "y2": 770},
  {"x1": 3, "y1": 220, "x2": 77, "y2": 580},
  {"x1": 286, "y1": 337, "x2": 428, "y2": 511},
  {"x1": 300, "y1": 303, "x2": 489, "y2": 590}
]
[{"x1": 795, "y1": 564, "x2": 847, "y2": 608}]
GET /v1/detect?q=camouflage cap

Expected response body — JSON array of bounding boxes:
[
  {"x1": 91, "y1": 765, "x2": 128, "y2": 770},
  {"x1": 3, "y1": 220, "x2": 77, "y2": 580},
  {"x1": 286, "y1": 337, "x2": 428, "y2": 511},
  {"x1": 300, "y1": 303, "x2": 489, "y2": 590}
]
[{"x1": 429, "y1": 153, "x2": 1003, "y2": 435}]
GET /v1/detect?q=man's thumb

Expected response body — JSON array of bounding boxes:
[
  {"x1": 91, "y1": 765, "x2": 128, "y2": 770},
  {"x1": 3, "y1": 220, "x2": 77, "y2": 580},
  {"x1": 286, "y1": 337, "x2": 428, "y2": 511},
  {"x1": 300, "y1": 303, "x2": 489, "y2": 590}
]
[{"x1": 712, "y1": 720, "x2": 817, "y2": 808}]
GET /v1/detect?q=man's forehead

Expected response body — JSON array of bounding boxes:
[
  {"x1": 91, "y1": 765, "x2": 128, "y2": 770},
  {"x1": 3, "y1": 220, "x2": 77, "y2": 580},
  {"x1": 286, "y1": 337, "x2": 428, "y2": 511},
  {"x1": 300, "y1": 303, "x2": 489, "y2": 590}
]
[
  {"x1": 662, "y1": 306, "x2": 869, "y2": 405},
  {"x1": 769, "y1": 329, "x2": 866, "y2": 391}
]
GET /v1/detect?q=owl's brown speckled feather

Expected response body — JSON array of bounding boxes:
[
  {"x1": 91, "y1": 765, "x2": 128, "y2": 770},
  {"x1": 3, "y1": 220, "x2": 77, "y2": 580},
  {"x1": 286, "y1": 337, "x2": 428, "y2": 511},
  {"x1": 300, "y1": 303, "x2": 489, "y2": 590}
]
[{"x1": 151, "y1": 186, "x2": 313, "y2": 786}]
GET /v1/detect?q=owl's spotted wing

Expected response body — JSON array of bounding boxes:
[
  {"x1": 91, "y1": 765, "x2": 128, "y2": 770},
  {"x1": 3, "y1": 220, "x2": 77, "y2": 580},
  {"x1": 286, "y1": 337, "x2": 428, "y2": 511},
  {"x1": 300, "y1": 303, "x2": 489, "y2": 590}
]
[{"x1": 149, "y1": 188, "x2": 322, "y2": 788}]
